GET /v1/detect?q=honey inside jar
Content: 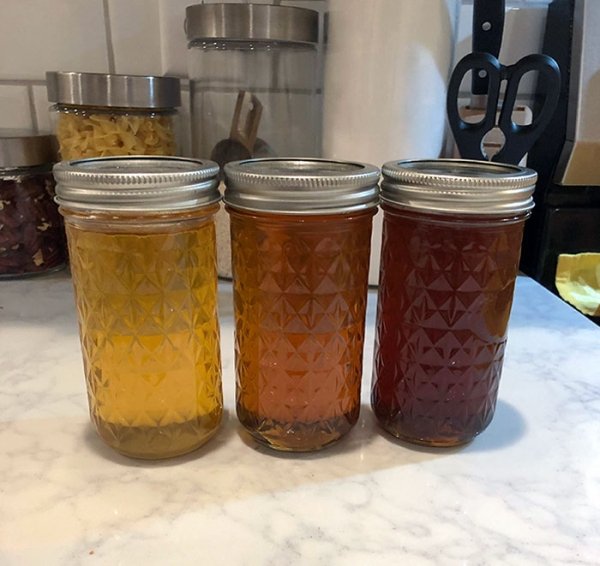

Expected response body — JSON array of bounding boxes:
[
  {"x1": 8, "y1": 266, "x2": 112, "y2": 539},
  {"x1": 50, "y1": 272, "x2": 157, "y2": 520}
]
[
  {"x1": 230, "y1": 209, "x2": 373, "y2": 451},
  {"x1": 64, "y1": 210, "x2": 222, "y2": 459},
  {"x1": 371, "y1": 158, "x2": 537, "y2": 447},
  {"x1": 224, "y1": 157, "x2": 379, "y2": 452},
  {"x1": 372, "y1": 207, "x2": 525, "y2": 446}
]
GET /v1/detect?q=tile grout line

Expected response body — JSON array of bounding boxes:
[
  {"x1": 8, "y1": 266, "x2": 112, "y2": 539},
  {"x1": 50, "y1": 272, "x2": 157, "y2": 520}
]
[
  {"x1": 102, "y1": 0, "x2": 116, "y2": 74},
  {"x1": 158, "y1": 1, "x2": 168, "y2": 76},
  {"x1": 0, "y1": 79, "x2": 46, "y2": 87},
  {"x1": 26, "y1": 85, "x2": 39, "y2": 133}
]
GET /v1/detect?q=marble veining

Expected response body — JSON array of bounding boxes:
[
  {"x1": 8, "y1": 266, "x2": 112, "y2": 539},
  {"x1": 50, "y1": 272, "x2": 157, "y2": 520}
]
[{"x1": 1, "y1": 272, "x2": 599, "y2": 565}]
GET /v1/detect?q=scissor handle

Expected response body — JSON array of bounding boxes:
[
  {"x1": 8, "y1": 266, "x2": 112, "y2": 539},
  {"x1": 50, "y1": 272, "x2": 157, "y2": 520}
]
[
  {"x1": 447, "y1": 52, "x2": 502, "y2": 161},
  {"x1": 494, "y1": 54, "x2": 561, "y2": 164}
]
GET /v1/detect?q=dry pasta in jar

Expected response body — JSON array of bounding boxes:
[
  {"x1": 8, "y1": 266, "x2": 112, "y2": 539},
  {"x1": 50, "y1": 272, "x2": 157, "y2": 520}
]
[{"x1": 47, "y1": 72, "x2": 181, "y2": 160}]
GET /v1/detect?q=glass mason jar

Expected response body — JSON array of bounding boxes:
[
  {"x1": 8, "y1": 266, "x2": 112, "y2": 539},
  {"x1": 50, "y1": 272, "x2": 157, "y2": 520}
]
[
  {"x1": 46, "y1": 71, "x2": 182, "y2": 160},
  {"x1": 224, "y1": 158, "x2": 379, "y2": 452},
  {"x1": 371, "y1": 159, "x2": 538, "y2": 447},
  {"x1": 0, "y1": 130, "x2": 66, "y2": 278},
  {"x1": 54, "y1": 156, "x2": 223, "y2": 459},
  {"x1": 186, "y1": 3, "x2": 321, "y2": 279}
]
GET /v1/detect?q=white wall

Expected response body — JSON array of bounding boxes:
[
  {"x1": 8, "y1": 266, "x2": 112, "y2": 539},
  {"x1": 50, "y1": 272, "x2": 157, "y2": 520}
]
[{"x1": 0, "y1": 0, "x2": 551, "y2": 155}]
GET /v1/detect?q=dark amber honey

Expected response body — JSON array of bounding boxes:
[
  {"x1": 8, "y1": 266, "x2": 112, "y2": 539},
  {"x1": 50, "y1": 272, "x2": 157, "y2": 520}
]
[{"x1": 372, "y1": 205, "x2": 527, "y2": 446}]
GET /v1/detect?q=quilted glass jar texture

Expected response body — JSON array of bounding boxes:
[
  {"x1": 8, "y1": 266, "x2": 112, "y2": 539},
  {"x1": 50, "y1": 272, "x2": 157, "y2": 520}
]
[
  {"x1": 66, "y1": 215, "x2": 222, "y2": 459},
  {"x1": 371, "y1": 208, "x2": 526, "y2": 446},
  {"x1": 371, "y1": 159, "x2": 537, "y2": 447},
  {"x1": 224, "y1": 157, "x2": 379, "y2": 452},
  {"x1": 230, "y1": 210, "x2": 373, "y2": 451}
]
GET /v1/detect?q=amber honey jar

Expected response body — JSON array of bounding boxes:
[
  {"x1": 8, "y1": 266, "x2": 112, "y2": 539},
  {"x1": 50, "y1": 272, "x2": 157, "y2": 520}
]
[
  {"x1": 54, "y1": 156, "x2": 223, "y2": 459},
  {"x1": 224, "y1": 158, "x2": 379, "y2": 451},
  {"x1": 371, "y1": 159, "x2": 537, "y2": 447}
]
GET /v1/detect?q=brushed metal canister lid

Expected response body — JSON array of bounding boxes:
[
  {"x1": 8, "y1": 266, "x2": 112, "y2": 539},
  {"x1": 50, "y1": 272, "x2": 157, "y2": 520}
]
[
  {"x1": 381, "y1": 159, "x2": 538, "y2": 216},
  {"x1": 223, "y1": 158, "x2": 380, "y2": 215},
  {"x1": 0, "y1": 130, "x2": 56, "y2": 169},
  {"x1": 54, "y1": 156, "x2": 220, "y2": 213},
  {"x1": 46, "y1": 71, "x2": 181, "y2": 109},
  {"x1": 185, "y1": 3, "x2": 318, "y2": 44}
]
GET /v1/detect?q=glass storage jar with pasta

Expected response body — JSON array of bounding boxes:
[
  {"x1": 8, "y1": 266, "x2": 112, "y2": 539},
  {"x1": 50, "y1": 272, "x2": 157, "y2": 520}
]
[{"x1": 46, "y1": 71, "x2": 182, "y2": 160}]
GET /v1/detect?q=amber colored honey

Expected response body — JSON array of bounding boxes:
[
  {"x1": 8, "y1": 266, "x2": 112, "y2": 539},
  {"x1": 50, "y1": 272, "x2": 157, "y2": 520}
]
[
  {"x1": 229, "y1": 208, "x2": 374, "y2": 451},
  {"x1": 372, "y1": 206, "x2": 527, "y2": 447},
  {"x1": 63, "y1": 209, "x2": 222, "y2": 459}
]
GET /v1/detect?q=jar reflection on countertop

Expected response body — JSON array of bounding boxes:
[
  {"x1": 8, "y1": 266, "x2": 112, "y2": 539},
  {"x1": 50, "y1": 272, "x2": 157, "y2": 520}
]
[
  {"x1": 0, "y1": 130, "x2": 66, "y2": 278},
  {"x1": 224, "y1": 158, "x2": 379, "y2": 452},
  {"x1": 46, "y1": 71, "x2": 182, "y2": 160},
  {"x1": 372, "y1": 159, "x2": 538, "y2": 447},
  {"x1": 54, "y1": 156, "x2": 223, "y2": 459}
]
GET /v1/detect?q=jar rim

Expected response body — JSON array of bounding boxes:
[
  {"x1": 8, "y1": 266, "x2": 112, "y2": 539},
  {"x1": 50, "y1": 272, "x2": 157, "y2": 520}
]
[
  {"x1": 54, "y1": 156, "x2": 220, "y2": 214},
  {"x1": 223, "y1": 158, "x2": 380, "y2": 215},
  {"x1": 381, "y1": 158, "x2": 538, "y2": 216}
]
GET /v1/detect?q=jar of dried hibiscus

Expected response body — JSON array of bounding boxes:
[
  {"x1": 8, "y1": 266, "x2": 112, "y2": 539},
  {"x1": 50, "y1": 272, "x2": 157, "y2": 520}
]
[{"x1": 0, "y1": 130, "x2": 66, "y2": 278}]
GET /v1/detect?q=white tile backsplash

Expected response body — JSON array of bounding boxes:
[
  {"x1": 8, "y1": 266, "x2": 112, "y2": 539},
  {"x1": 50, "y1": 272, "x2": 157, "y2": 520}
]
[
  {"x1": 0, "y1": 0, "x2": 109, "y2": 81},
  {"x1": 159, "y1": 0, "x2": 194, "y2": 78},
  {"x1": 31, "y1": 85, "x2": 52, "y2": 133},
  {"x1": 0, "y1": 85, "x2": 35, "y2": 130},
  {"x1": 108, "y1": 0, "x2": 162, "y2": 76},
  {"x1": 0, "y1": 0, "x2": 551, "y2": 145}
]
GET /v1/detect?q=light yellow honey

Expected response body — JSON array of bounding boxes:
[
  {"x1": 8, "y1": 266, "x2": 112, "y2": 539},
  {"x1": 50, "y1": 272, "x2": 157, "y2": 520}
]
[{"x1": 64, "y1": 209, "x2": 222, "y2": 458}]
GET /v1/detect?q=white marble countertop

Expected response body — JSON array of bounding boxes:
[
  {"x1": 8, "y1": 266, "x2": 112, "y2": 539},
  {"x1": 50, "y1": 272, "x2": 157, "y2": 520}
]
[{"x1": 1, "y1": 272, "x2": 600, "y2": 565}]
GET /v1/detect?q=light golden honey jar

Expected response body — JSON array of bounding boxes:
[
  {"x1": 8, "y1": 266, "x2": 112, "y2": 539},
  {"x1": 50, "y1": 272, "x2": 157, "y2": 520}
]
[{"x1": 54, "y1": 156, "x2": 223, "y2": 459}]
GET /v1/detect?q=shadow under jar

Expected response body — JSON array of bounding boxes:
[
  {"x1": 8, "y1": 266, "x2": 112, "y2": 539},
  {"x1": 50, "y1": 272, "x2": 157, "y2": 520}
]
[
  {"x1": 224, "y1": 158, "x2": 379, "y2": 452},
  {"x1": 54, "y1": 156, "x2": 223, "y2": 459},
  {"x1": 371, "y1": 159, "x2": 538, "y2": 447}
]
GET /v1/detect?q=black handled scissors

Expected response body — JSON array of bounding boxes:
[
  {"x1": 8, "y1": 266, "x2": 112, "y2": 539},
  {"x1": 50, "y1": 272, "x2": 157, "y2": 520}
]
[{"x1": 447, "y1": 52, "x2": 561, "y2": 165}]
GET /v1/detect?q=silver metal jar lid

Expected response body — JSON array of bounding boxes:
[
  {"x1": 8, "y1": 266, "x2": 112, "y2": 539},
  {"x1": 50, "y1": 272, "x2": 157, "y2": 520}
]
[
  {"x1": 185, "y1": 3, "x2": 318, "y2": 44},
  {"x1": 54, "y1": 156, "x2": 220, "y2": 214},
  {"x1": 0, "y1": 130, "x2": 56, "y2": 169},
  {"x1": 46, "y1": 71, "x2": 181, "y2": 109},
  {"x1": 381, "y1": 159, "x2": 538, "y2": 216},
  {"x1": 223, "y1": 158, "x2": 380, "y2": 215}
]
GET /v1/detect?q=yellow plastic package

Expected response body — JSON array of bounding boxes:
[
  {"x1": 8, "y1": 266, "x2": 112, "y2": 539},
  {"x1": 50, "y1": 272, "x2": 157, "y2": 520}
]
[{"x1": 555, "y1": 253, "x2": 600, "y2": 316}]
